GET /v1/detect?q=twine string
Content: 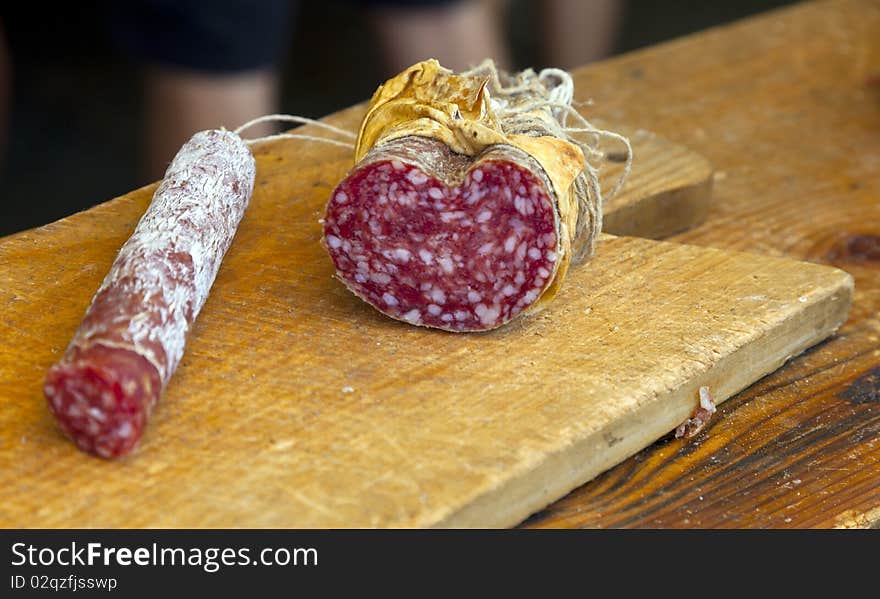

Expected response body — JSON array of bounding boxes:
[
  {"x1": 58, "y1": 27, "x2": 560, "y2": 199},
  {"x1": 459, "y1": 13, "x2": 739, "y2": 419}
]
[{"x1": 233, "y1": 113, "x2": 356, "y2": 149}]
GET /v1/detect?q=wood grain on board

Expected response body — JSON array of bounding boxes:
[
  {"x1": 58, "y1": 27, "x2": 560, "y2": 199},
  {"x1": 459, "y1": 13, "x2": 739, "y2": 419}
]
[{"x1": 600, "y1": 126, "x2": 713, "y2": 239}]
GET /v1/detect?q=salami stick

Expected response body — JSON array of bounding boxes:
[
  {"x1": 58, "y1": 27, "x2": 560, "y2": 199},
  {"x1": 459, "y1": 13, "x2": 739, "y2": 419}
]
[
  {"x1": 322, "y1": 59, "x2": 630, "y2": 332},
  {"x1": 44, "y1": 129, "x2": 255, "y2": 458}
]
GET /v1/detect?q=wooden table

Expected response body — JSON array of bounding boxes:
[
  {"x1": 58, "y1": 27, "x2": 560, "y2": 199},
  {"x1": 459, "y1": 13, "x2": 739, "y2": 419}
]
[
  {"x1": 522, "y1": 0, "x2": 880, "y2": 528},
  {"x1": 1, "y1": 0, "x2": 876, "y2": 529}
]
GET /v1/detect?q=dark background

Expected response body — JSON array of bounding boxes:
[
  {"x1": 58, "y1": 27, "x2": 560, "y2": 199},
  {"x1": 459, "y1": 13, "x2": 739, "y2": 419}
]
[{"x1": 0, "y1": 0, "x2": 796, "y2": 237}]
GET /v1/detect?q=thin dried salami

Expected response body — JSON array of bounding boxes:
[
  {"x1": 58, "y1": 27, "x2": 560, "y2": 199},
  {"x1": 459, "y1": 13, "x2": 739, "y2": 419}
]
[
  {"x1": 44, "y1": 129, "x2": 255, "y2": 458},
  {"x1": 323, "y1": 59, "x2": 601, "y2": 332}
]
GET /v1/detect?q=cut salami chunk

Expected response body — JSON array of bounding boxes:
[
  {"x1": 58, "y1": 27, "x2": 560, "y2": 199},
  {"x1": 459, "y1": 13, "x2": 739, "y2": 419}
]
[
  {"x1": 324, "y1": 136, "x2": 561, "y2": 332},
  {"x1": 323, "y1": 59, "x2": 603, "y2": 332},
  {"x1": 44, "y1": 128, "x2": 255, "y2": 458}
]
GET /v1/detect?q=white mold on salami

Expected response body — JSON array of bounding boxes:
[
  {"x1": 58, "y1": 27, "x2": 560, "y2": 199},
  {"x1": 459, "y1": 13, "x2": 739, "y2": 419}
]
[
  {"x1": 44, "y1": 128, "x2": 255, "y2": 458},
  {"x1": 77, "y1": 129, "x2": 254, "y2": 381}
]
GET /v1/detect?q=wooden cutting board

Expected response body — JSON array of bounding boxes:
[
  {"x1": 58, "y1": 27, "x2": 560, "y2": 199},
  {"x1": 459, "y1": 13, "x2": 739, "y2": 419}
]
[{"x1": 0, "y1": 114, "x2": 851, "y2": 527}]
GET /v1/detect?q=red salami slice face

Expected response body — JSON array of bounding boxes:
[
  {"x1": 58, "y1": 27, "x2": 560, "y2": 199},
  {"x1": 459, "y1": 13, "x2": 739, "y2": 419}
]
[
  {"x1": 324, "y1": 138, "x2": 560, "y2": 332},
  {"x1": 45, "y1": 345, "x2": 160, "y2": 458}
]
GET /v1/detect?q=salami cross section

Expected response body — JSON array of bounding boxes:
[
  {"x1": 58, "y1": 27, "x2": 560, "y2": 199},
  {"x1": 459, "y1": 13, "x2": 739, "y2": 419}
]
[
  {"x1": 44, "y1": 129, "x2": 256, "y2": 458},
  {"x1": 325, "y1": 136, "x2": 560, "y2": 331}
]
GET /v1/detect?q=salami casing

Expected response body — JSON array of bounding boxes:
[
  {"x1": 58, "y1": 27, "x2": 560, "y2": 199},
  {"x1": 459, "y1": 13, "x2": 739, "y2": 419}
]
[
  {"x1": 44, "y1": 129, "x2": 255, "y2": 458},
  {"x1": 323, "y1": 59, "x2": 595, "y2": 332}
]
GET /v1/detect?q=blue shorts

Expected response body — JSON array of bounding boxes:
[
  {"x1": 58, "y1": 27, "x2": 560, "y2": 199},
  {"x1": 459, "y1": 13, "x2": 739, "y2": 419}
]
[{"x1": 109, "y1": 0, "x2": 460, "y2": 73}]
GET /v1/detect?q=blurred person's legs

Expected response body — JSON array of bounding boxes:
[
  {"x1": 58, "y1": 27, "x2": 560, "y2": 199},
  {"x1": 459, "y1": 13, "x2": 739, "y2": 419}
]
[
  {"x1": 109, "y1": 0, "x2": 292, "y2": 182},
  {"x1": 143, "y1": 67, "x2": 278, "y2": 182},
  {"x1": 368, "y1": 0, "x2": 510, "y2": 74},
  {"x1": 540, "y1": 0, "x2": 624, "y2": 69}
]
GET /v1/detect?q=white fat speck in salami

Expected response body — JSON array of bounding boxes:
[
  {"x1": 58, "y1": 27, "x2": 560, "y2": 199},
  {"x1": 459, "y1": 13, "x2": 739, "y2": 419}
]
[
  {"x1": 43, "y1": 128, "x2": 256, "y2": 458},
  {"x1": 323, "y1": 136, "x2": 559, "y2": 332}
]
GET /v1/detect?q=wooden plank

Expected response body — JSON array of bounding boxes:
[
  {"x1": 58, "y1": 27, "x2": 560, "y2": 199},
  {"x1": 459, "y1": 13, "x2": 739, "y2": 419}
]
[
  {"x1": 0, "y1": 144, "x2": 851, "y2": 526},
  {"x1": 600, "y1": 125, "x2": 713, "y2": 239},
  {"x1": 523, "y1": 0, "x2": 880, "y2": 528}
]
